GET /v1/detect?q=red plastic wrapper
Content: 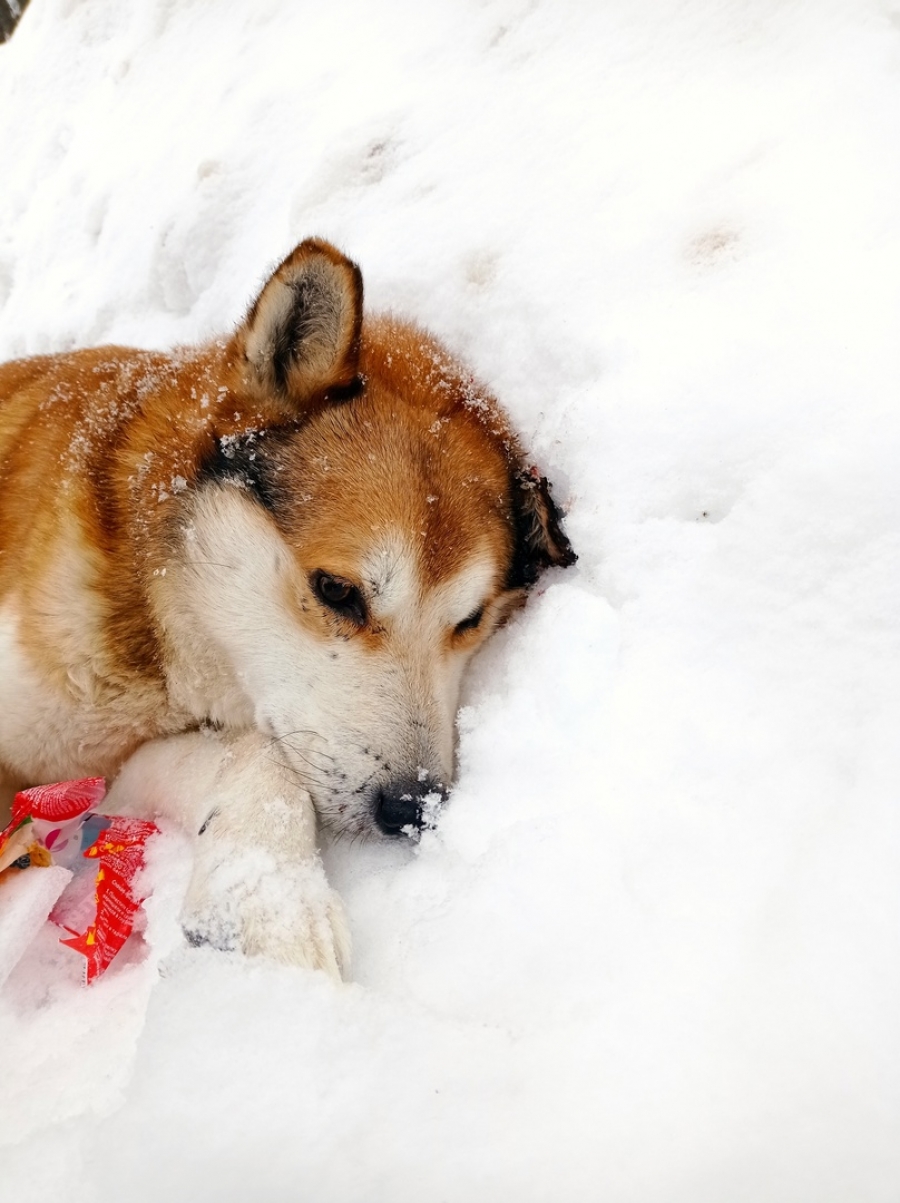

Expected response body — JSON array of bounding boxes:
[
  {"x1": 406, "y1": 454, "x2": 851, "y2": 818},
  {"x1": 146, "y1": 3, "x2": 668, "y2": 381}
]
[{"x1": 0, "y1": 778, "x2": 158, "y2": 984}]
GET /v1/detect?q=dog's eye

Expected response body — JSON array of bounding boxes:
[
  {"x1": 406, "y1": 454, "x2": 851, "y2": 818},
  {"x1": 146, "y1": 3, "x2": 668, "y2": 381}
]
[
  {"x1": 454, "y1": 606, "x2": 484, "y2": 636},
  {"x1": 311, "y1": 571, "x2": 366, "y2": 626}
]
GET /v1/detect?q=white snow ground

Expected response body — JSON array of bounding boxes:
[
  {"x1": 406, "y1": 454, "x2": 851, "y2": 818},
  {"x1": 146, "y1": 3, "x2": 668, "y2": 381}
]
[{"x1": 2, "y1": 0, "x2": 900, "y2": 1199}]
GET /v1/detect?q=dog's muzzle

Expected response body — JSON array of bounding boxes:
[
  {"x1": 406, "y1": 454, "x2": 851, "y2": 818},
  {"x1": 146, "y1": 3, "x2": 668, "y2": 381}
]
[{"x1": 374, "y1": 776, "x2": 449, "y2": 837}]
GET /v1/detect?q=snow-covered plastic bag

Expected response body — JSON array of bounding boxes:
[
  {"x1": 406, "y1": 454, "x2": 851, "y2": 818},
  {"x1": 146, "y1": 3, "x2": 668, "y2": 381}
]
[{"x1": 0, "y1": 778, "x2": 158, "y2": 985}]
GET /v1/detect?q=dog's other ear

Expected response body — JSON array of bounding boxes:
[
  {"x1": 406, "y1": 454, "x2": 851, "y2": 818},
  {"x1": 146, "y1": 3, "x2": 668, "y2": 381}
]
[
  {"x1": 238, "y1": 238, "x2": 363, "y2": 404},
  {"x1": 508, "y1": 466, "x2": 577, "y2": 588}
]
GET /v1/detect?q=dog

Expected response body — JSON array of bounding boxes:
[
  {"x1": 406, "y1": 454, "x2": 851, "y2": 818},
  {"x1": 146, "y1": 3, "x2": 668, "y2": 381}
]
[{"x1": 0, "y1": 238, "x2": 575, "y2": 976}]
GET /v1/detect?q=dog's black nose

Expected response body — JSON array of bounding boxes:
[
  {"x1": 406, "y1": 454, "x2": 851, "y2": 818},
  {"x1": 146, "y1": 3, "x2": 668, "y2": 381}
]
[{"x1": 374, "y1": 777, "x2": 448, "y2": 837}]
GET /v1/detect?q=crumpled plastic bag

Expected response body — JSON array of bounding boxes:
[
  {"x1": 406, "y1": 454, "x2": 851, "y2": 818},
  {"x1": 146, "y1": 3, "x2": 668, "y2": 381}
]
[{"x1": 0, "y1": 778, "x2": 158, "y2": 985}]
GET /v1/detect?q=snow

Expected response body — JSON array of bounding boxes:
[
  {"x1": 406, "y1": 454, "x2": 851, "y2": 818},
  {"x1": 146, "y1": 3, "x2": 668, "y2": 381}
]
[
  {"x1": 0, "y1": 865, "x2": 70, "y2": 989},
  {"x1": 2, "y1": 0, "x2": 900, "y2": 1198}
]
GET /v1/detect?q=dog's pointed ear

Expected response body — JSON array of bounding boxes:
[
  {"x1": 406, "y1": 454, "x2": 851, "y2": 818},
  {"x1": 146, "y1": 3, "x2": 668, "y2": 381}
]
[
  {"x1": 237, "y1": 238, "x2": 363, "y2": 405},
  {"x1": 508, "y1": 466, "x2": 577, "y2": 588}
]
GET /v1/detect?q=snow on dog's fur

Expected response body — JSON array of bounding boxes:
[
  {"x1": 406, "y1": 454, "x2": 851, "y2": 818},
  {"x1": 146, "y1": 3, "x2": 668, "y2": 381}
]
[{"x1": 0, "y1": 239, "x2": 574, "y2": 975}]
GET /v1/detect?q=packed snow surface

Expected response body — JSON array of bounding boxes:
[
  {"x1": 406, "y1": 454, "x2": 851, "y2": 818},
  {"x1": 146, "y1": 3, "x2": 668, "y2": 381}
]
[{"x1": 2, "y1": 1, "x2": 900, "y2": 1199}]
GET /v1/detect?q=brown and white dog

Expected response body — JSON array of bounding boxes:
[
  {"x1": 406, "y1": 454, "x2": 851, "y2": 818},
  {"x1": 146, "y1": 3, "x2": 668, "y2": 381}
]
[{"x1": 0, "y1": 238, "x2": 574, "y2": 975}]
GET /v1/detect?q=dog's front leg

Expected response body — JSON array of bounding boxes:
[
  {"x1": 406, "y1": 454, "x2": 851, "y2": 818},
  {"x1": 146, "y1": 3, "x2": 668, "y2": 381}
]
[{"x1": 105, "y1": 729, "x2": 349, "y2": 978}]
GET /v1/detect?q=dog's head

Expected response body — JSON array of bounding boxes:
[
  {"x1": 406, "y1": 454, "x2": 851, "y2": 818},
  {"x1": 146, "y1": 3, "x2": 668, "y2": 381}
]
[{"x1": 184, "y1": 240, "x2": 575, "y2": 838}]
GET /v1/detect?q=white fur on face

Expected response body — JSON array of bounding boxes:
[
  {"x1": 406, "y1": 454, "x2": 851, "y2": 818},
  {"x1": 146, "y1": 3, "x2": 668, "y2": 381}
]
[
  {"x1": 362, "y1": 534, "x2": 496, "y2": 627},
  {"x1": 157, "y1": 487, "x2": 499, "y2": 836}
]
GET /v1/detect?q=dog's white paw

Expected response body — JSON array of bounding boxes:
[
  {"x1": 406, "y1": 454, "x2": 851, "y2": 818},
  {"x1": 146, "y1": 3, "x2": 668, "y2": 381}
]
[{"x1": 182, "y1": 847, "x2": 350, "y2": 979}]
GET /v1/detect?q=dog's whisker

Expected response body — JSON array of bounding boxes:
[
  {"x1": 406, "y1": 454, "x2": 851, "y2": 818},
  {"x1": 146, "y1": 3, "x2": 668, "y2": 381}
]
[
  {"x1": 267, "y1": 730, "x2": 336, "y2": 763},
  {"x1": 286, "y1": 752, "x2": 336, "y2": 778},
  {"x1": 280, "y1": 744, "x2": 336, "y2": 768},
  {"x1": 352, "y1": 769, "x2": 379, "y2": 796},
  {"x1": 262, "y1": 753, "x2": 332, "y2": 788}
]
